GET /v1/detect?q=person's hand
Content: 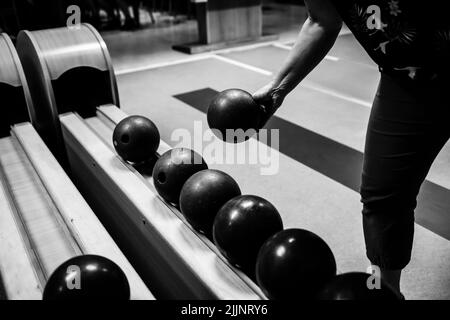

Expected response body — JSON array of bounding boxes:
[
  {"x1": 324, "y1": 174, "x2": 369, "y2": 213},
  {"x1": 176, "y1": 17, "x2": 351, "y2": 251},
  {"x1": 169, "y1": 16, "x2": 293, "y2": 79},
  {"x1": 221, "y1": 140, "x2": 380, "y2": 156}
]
[{"x1": 253, "y1": 81, "x2": 286, "y2": 128}]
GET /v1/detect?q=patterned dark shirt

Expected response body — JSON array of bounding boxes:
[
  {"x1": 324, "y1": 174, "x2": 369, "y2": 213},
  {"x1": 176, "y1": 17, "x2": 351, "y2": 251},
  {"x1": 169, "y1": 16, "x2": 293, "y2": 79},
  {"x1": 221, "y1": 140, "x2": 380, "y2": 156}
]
[{"x1": 330, "y1": 0, "x2": 450, "y2": 81}]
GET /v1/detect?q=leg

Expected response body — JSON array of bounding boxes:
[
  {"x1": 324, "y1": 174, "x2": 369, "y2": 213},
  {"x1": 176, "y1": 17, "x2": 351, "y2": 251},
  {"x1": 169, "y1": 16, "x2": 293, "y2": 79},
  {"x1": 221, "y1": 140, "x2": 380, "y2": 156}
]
[
  {"x1": 115, "y1": 0, "x2": 137, "y2": 29},
  {"x1": 147, "y1": 0, "x2": 156, "y2": 24},
  {"x1": 130, "y1": 0, "x2": 141, "y2": 27},
  {"x1": 361, "y1": 73, "x2": 450, "y2": 294},
  {"x1": 141, "y1": 0, "x2": 156, "y2": 24},
  {"x1": 115, "y1": 0, "x2": 131, "y2": 18}
]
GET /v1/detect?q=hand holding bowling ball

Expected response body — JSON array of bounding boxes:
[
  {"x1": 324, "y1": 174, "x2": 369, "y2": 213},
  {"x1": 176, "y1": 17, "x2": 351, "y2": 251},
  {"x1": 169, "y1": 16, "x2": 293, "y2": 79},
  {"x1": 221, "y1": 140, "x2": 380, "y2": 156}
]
[
  {"x1": 113, "y1": 116, "x2": 160, "y2": 164},
  {"x1": 153, "y1": 148, "x2": 208, "y2": 205},
  {"x1": 213, "y1": 195, "x2": 283, "y2": 276},
  {"x1": 180, "y1": 169, "x2": 242, "y2": 238},
  {"x1": 253, "y1": 81, "x2": 286, "y2": 127},
  {"x1": 256, "y1": 229, "x2": 336, "y2": 300},
  {"x1": 318, "y1": 272, "x2": 402, "y2": 300},
  {"x1": 43, "y1": 255, "x2": 130, "y2": 300},
  {"x1": 207, "y1": 89, "x2": 266, "y2": 143}
]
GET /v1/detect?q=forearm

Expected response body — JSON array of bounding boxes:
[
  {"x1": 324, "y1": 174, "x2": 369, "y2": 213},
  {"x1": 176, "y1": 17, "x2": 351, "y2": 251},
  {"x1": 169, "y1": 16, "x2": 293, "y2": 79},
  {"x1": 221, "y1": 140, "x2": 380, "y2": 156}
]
[{"x1": 273, "y1": 17, "x2": 341, "y2": 96}]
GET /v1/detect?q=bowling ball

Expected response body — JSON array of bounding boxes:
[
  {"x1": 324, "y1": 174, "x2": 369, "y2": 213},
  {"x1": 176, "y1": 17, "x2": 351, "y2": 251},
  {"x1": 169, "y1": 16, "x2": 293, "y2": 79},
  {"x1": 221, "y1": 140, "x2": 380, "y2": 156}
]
[
  {"x1": 256, "y1": 229, "x2": 336, "y2": 300},
  {"x1": 213, "y1": 195, "x2": 283, "y2": 276},
  {"x1": 153, "y1": 148, "x2": 208, "y2": 205},
  {"x1": 113, "y1": 116, "x2": 160, "y2": 164},
  {"x1": 180, "y1": 169, "x2": 241, "y2": 237},
  {"x1": 318, "y1": 272, "x2": 402, "y2": 300},
  {"x1": 43, "y1": 255, "x2": 130, "y2": 300},
  {"x1": 207, "y1": 89, "x2": 263, "y2": 143}
]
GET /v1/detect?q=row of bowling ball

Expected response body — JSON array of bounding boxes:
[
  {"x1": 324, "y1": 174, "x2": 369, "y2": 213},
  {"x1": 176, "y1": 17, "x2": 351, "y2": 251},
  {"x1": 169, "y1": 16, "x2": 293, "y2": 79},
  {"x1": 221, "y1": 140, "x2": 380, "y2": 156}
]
[
  {"x1": 42, "y1": 254, "x2": 400, "y2": 300},
  {"x1": 111, "y1": 113, "x2": 401, "y2": 300}
]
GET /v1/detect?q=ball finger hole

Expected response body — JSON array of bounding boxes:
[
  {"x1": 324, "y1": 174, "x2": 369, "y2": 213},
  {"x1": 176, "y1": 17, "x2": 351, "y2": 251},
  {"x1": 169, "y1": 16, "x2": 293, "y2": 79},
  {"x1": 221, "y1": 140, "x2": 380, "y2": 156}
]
[
  {"x1": 157, "y1": 172, "x2": 167, "y2": 184},
  {"x1": 121, "y1": 134, "x2": 130, "y2": 144}
]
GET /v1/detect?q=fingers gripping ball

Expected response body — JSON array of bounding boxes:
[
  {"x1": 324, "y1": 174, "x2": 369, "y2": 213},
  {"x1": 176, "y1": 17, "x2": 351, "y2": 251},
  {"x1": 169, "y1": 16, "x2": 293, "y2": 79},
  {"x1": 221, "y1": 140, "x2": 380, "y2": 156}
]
[{"x1": 207, "y1": 89, "x2": 264, "y2": 143}]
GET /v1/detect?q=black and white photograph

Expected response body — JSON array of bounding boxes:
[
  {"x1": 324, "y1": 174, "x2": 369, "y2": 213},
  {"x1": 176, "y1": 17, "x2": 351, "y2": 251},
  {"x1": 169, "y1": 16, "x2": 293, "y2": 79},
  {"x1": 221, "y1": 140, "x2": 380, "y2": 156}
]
[{"x1": 0, "y1": 0, "x2": 449, "y2": 307}]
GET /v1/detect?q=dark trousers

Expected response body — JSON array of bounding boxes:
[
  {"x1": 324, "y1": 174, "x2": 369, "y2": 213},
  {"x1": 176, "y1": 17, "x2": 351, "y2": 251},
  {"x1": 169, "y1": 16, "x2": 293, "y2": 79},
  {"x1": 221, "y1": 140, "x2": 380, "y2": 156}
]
[{"x1": 361, "y1": 72, "x2": 450, "y2": 270}]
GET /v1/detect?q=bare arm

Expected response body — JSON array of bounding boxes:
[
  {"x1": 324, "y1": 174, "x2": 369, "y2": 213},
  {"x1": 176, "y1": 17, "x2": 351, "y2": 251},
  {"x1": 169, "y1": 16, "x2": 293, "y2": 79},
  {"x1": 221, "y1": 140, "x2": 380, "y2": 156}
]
[{"x1": 254, "y1": 0, "x2": 343, "y2": 119}]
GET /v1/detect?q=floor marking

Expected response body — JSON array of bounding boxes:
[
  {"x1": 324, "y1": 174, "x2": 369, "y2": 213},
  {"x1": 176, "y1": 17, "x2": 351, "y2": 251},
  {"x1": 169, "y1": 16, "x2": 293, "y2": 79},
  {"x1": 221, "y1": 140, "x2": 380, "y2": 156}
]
[
  {"x1": 273, "y1": 43, "x2": 339, "y2": 61},
  {"x1": 301, "y1": 82, "x2": 373, "y2": 108},
  {"x1": 206, "y1": 40, "x2": 280, "y2": 55},
  {"x1": 273, "y1": 42, "x2": 294, "y2": 50},
  {"x1": 278, "y1": 38, "x2": 378, "y2": 69},
  {"x1": 212, "y1": 55, "x2": 274, "y2": 76},
  {"x1": 280, "y1": 27, "x2": 351, "y2": 48},
  {"x1": 116, "y1": 55, "x2": 214, "y2": 75},
  {"x1": 116, "y1": 41, "x2": 280, "y2": 76},
  {"x1": 324, "y1": 55, "x2": 340, "y2": 61},
  {"x1": 339, "y1": 29, "x2": 353, "y2": 36}
]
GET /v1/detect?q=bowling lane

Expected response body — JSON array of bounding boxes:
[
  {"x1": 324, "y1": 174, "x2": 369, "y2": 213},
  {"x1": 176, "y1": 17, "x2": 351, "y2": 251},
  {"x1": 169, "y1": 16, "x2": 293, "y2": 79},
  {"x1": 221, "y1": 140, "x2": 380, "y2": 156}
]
[
  {"x1": 118, "y1": 56, "x2": 450, "y2": 191},
  {"x1": 118, "y1": 57, "x2": 372, "y2": 153},
  {"x1": 117, "y1": 58, "x2": 450, "y2": 299},
  {"x1": 218, "y1": 45, "x2": 379, "y2": 105},
  {"x1": 117, "y1": 57, "x2": 450, "y2": 201}
]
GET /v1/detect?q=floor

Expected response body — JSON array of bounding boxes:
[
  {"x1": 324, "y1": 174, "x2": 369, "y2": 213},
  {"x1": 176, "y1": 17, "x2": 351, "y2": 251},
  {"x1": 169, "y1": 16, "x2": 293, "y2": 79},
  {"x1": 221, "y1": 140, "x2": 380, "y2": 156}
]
[
  {"x1": 103, "y1": 3, "x2": 328, "y2": 73},
  {"x1": 101, "y1": 4, "x2": 450, "y2": 300}
]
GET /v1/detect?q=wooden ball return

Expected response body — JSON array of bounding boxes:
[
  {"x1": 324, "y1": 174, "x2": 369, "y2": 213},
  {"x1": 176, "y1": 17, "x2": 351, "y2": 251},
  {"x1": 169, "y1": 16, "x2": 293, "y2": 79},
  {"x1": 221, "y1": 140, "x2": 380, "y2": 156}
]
[
  {"x1": 14, "y1": 25, "x2": 265, "y2": 299},
  {"x1": 16, "y1": 24, "x2": 119, "y2": 161},
  {"x1": 0, "y1": 34, "x2": 34, "y2": 138},
  {"x1": 173, "y1": 0, "x2": 278, "y2": 54},
  {"x1": 0, "y1": 33, "x2": 152, "y2": 300}
]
